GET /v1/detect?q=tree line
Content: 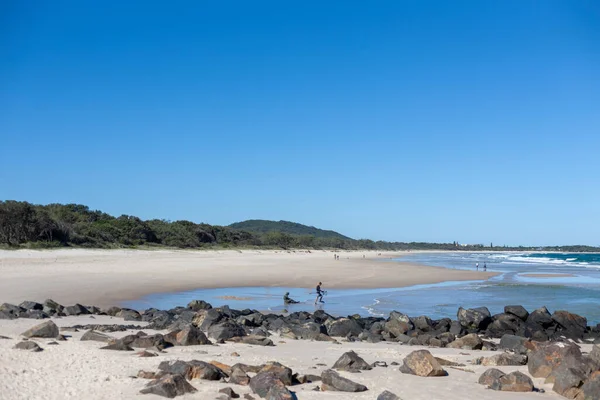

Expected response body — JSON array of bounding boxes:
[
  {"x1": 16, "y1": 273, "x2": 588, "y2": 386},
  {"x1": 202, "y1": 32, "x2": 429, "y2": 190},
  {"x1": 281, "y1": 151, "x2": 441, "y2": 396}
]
[{"x1": 0, "y1": 201, "x2": 597, "y2": 252}]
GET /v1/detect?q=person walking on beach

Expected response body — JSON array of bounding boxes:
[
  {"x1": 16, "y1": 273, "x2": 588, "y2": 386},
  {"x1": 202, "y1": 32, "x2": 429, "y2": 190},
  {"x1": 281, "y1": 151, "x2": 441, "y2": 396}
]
[
  {"x1": 483, "y1": 262, "x2": 487, "y2": 271},
  {"x1": 476, "y1": 262, "x2": 479, "y2": 270},
  {"x1": 315, "y1": 282, "x2": 325, "y2": 304}
]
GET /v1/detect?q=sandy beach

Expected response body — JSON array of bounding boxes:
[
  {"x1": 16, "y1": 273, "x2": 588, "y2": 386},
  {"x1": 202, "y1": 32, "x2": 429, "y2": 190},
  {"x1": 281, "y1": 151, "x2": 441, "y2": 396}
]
[
  {"x1": 0, "y1": 315, "x2": 569, "y2": 400},
  {"x1": 0, "y1": 249, "x2": 497, "y2": 308}
]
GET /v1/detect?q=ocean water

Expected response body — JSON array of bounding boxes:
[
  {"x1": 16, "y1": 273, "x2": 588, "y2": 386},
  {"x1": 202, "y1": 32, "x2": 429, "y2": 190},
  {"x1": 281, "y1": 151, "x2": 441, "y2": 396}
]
[{"x1": 122, "y1": 252, "x2": 600, "y2": 324}]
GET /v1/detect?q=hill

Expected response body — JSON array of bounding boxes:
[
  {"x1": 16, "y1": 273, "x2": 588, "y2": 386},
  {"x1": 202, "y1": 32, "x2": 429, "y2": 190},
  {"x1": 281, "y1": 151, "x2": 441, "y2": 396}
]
[{"x1": 228, "y1": 219, "x2": 351, "y2": 240}]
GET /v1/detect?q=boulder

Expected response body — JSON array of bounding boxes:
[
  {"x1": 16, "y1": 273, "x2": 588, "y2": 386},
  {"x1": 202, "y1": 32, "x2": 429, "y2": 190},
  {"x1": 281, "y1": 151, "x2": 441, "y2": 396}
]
[
  {"x1": 14, "y1": 341, "x2": 43, "y2": 352},
  {"x1": 64, "y1": 304, "x2": 91, "y2": 316},
  {"x1": 399, "y1": 350, "x2": 447, "y2": 377},
  {"x1": 446, "y1": 333, "x2": 482, "y2": 350},
  {"x1": 457, "y1": 307, "x2": 492, "y2": 330},
  {"x1": 490, "y1": 371, "x2": 534, "y2": 392},
  {"x1": 21, "y1": 321, "x2": 59, "y2": 338},
  {"x1": 412, "y1": 316, "x2": 433, "y2": 332},
  {"x1": 175, "y1": 324, "x2": 211, "y2": 346},
  {"x1": 187, "y1": 299, "x2": 212, "y2": 311},
  {"x1": 332, "y1": 351, "x2": 372, "y2": 371},
  {"x1": 320, "y1": 369, "x2": 368, "y2": 392},
  {"x1": 551, "y1": 365, "x2": 585, "y2": 398},
  {"x1": 258, "y1": 362, "x2": 293, "y2": 386},
  {"x1": 289, "y1": 322, "x2": 326, "y2": 340},
  {"x1": 527, "y1": 306, "x2": 554, "y2": 328},
  {"x1": 265, "y1": 385, "x2": 294, "y2": 400},
  {"x1": 479, "y1": 368, "x2": 506, "y2": 386},
  {"x1": 219, "y1": 387, "x2": 240, "y2": 399},
  {"x1": 229, "y1": 366, "x2": 251, "y2": 385},
  {"x1": 43, "y1": 299, "x2": 64, "y2": 312},
  {"x1": 139, "y1": 373, "x2": 197, "y2": 398},
  {"x1": 449, "y1": 320, "x2": 463, "y2": 336},
  {"x1": 377, "y1": 391, "x2": 401, "y2": 400},
  {"x1": 19, "y1": 301, "x2": 43, "y2": 311},
  {"x1": 80, "y1": 330, "x2": 114, "y2": 343},
  {"x1": 325, "y1": 318, "x2": 363, "y2": 337},
  {"x1": 117, "y1": 308, "x2": 141, "y2": 321},
  {"x1": 578, "y1": 371, "x2": 600, "y2": 400},
  {"x1": 193, "y1": 308, "x2": 225, "y2": 330},
  {"x1": 385, "y1": 312, "x2": 413, "y2": 337},
  {"x1": 20, "y1": 310, "x2": 49, "y2": 319},
  {"x1": 0, "y1": 311, "x2": 16, "y2": 320},
  {"x1": 0, "y1": 303, "x2": 25, "y2": 316},
  {"x1": 104, "y1": 306, "x2": 122, "y2": 316},
  {"x1": 504, "y1": 305, "x2": 529, "y2": 321},
  {"x1": 479, "y1": 353, "x2": 527, "y2": 366},
  {"x1": 208, "y1": 321, "x2": 246, "y2": 341},
  {"x1": 486, "y1": 313, "x2": 524, "y2": 338},
  {"x1": 158, "y1": 360, "x2": 226, "y2": 381},
  {"x1": 249, "y1": 372, "x2": 287, "y2": 398},
  {"x1": 100, "y1": 342, "x2": 134, "y2": 351},
  {"x1": 499, "y1": 334, "x2": 531, "y2": 355},
  {"x1": 131, "y1": 334, "x2": 168, "y2": 349},
  {"x1": 527, "y1": 341, "x2": 582, "y2": 378},
  {"x1": 552, "y1": 310, "x2": 587, "y2": 340},
  {"x1": 229, "y1": 335, "x2": 273, "y2": 346},
  {"x1": 295, "y1": 374, "x2": 321, "y2": 384}
]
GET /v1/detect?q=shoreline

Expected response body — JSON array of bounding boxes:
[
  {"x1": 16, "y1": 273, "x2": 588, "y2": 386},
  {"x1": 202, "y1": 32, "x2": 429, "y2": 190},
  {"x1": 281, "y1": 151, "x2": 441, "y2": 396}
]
[{"x1": 0, "y1": 249, "x2": 498, "y2": 308}]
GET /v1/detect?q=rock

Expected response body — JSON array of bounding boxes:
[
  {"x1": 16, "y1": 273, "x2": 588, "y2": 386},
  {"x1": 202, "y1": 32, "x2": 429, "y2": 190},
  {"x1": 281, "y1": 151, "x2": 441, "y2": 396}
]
[
  {"x1": 249, "y1": 372, "x2": 287, "y2": 398},
  {"x1": 0, "y1": 335, "x2": 10, "y2": 339},
  {"x1": 132, "y1": 333, "x2": 168, "y2": 349},
  {"x1": 136, "y1": 351, "x2": 158, "y2": 357},
  {"x1": 0, "y1": 311, "x2": 16, "y2": 320},
  {"x1": 21, "y1": 321, "x2": 59, "y2": 338},
  {"x1": 490, "y1": 371, "x2": 534, "y2": 392},
  {"x1": 117, "y1": 308, "x2": 141, "y2": 321},
  {"x1": 208, "y1": 321, "x2": 246, "y2": 341},
  {"x1": 258, "y1": 362, "x2": 293, "y2": 385},
  {"x1": 434, "y1": 357, "x2": 465, "y2": 367},
  {"x1": 527, "y1": 306, "x2": 553, "y2": 328},
  {"x1": 480, "y1": 353, "x2": 527, "y2": 366},
  {"x1": 104, "y1": 306, "x2": 122, "y2": 316},
  {"x1": 527, "y1": 341, "x2": 582, "y2": 378},
  {"x1": 140, "y1": 373, "x2": 197, "y2": 398},
  {"x1": 321, "y1": 369, "x2": 368, "y2": 392},
  {"x1": 296, "y1": 374, "x2": 321, "y2": 384},
  {"x1": 289, "y1": 322, "x2": 326, "y2": 340},
  {"x1": 579, "y1": 371, "x2": 600, "y2": 400},
  {"x1": 14, "y1": 341, "x2": 43, "y2": 352},
  {"x1": 499, "y1": 334, "x2": 531, "y2": 355},
  {"x1": 0, "y1": 303, "x2": 25, "y2": 316},
  {"x1": 229, "y1": 366, "x2": 251, "y2": 385},
  {"x1": 385, "y1": 312, "x2": 413, "y2": 337},
  {"x1": 457, "y1": 307, "x2": 492, "y2": 330},
  {"x1": 219, "y1": 387, "x2": 240, "y2": 399},
  {"x1": 449, "y1": 320, "x2": 463, "y2": 335},
  {"x1": 446, "y1": 333, "x2": 482, "y2": 350},
  {"x1": 325, "y1": 318, "x2": 363, "y2": 337},
  {"x1": 551, "y1": 366, "x2": 585, "y2": 398},
  {"x1": 100, "y1": 342, "x2": 134, "y2": 351},
  {"x1": 19, "y1": 301, "x2": 43, "y2": 311},
  {"x1": 138, "y1": 370, "x2": 159, "y2": 379},
  {"x1": 80, "y1": 330, "x2": 114, "y2": 343},
  {"x1": 412, "y1": 315, "x2": 433, "y2": 332},
  {"x1": 377, "y1": 390, "x2": 401, "y2": 400},
  {"x1": 372, "y1": 361, "x2": 388, "y2": 368},
  {"x1": 266, "y1": 385, "x2": 294, "y2": 400},
  {"x1": 399, "y1": 350, "x2": 447, "y2": 377},
  {"x1": 332, "y1": 351, "x2": 372, "y2": 371},
  {"x1": 158, "y1": 360, "x2": 226, "y2": 381},
  {"x1": 479, "y1": 368, "x2": 506, "y2": 386},
  {"x1": 20, "y1": 310, "x2": 49, "y2": 319},
  {"x1": 43, "y1": 299, "x2": 64, "y2": 312},
  {"x1": 243, "y1": 395, "x2": 255, "y2": 400},
  {"x1": 229, "y1": 335, "x2": 273, "y2": 346},
  {"x1": 504, "y1": 305, "x2": 529, "y2": 321},
  {"x1": 552, "y1": 310, "x2": 587, "y2": 340},
  {"x1": 193, "y1": 309, "x2": 225, "y2": 330},
  {"x1": 175, "y1": 324, "x2": 211, "y2": 346},
  {"x1": 64, "y1": 304, "x2": 91, "y2": 316},
  {"x1": 188, "y1": 299, "x2": 212, "y2": 311},
  {"x1": 486, "y1": 313, "x2": 524, "y2": 338}
]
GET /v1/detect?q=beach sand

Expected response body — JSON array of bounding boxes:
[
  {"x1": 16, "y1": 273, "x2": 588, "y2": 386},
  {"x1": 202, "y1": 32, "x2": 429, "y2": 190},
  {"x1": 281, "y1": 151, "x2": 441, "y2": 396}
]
[
  {"x1": 0, "y1": 249, "x2": 497, "y2": 308},
  {"x1": 0, "y1": 315, "x2": 569, "y2": 400}
]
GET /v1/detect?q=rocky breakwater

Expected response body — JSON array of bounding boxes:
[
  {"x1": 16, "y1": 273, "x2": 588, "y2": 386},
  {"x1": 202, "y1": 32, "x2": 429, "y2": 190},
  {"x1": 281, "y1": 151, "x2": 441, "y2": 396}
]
[{"x1": 2, "y1": 299, "x2": 600, "y2": 399}]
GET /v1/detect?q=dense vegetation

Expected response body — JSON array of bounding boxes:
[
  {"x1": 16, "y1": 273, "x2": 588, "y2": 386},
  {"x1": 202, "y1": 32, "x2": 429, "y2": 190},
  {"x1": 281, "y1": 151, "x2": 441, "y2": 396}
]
[
  {"x1": 228, "y1": 219, "x2": 351, "y2": 240},
  {"x1": 0, "y1": 201, "x2": 598, "y2": 252}
]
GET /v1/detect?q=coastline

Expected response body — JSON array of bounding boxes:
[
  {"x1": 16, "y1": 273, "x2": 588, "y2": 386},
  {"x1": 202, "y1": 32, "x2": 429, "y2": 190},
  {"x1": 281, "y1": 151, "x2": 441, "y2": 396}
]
[{"x1": 0, "y1": 249, "x2": 498, "y2": 308}]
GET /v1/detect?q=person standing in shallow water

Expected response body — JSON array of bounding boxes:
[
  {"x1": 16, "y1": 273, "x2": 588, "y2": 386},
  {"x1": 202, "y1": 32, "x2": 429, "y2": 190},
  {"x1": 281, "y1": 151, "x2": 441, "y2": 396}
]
[
  {"x1": 476, "y1": 262, "x2": 479, "y2": 270},
  {"x1": 315, "y1": 282, "x2": 324, "y2": 304},
  {"x1": 483, "y1": 262, "x2": 487, "y2": 271}
]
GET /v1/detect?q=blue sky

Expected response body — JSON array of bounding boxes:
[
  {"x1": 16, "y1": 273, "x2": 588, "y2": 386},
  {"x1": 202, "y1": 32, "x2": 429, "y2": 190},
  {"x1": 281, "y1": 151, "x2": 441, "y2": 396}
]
[{"x1": 1, "y1": 1, "x2": 599, "y2": 246}]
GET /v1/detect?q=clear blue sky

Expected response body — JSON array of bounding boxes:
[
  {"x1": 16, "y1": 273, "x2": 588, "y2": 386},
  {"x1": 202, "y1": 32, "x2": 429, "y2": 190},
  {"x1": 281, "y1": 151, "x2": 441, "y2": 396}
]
[{"x1": 1, "y1": 1, "x2": 599, "y2": 246}]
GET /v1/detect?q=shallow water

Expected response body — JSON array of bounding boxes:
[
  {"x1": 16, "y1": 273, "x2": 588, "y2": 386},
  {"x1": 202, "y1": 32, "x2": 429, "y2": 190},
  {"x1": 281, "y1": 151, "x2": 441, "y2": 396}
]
[{"x1": 123, "y1": 252, "x2": 600, "y2": 324}]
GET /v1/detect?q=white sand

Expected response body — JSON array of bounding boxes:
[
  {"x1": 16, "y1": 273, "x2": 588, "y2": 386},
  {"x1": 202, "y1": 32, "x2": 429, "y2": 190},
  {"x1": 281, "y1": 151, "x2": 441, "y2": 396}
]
[
  {"x1": 0, "y1": 249, "x2": 497, "y2": 307},
  {"x1": 0, "y1": 316, "x2": 570, "y2": 400}
]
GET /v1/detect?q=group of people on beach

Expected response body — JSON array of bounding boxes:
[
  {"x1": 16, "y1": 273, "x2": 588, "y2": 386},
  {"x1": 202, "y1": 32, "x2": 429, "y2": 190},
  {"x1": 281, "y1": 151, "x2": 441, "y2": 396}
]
[
  {"x1": 476, "y1": 262, "x2": 487, "y2": 271},
  {"x1": 283, "y1": 281, "x2": 326, "y2": 306}
]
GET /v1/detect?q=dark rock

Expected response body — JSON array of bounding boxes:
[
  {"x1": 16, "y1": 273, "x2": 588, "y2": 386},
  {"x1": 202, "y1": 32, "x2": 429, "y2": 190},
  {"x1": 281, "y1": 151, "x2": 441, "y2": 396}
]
[
  {"x1": 175, "y1": 324, "x2": 211, "y2": 346},
  {"x1": 550, "y1": 365, "x2": 585, "y2": 398},
  {"x1": 117, "y1": 308, "x2": 141, "y2": 321},
  {"x1": 295, "y1": 374, "x2": 321, "y2": 384},
  {"x1": 0, "y1": 303, "x2": 25, "y2": 316},
  {"x1": 21, "y1": 320, "x2": 59, "y2": 338},
  {"x1": 412, "y1": 315, "x2": 433, "y2": 332},
  {"x1": 490, "y1": 371, "x2": 534, "y2": 392},
  {"x1": 321, "y1": 369, "x2": 367, "y2": 392},
  {"x1": 80, "y1": 330, "x2": 114, "y2": 343},
  {"x1": 258, "y1": 362, "x2": 293, "y2": 385},
  {"x1": 480, "y1": 353, "x2": 527, "y2": 366},
  {"x1": 325, "y1": 318, "x2": 362, "y2": 337},
  {"x1": 229, "y1": 366, "x2": 251, "y2": 385},
  {"x1": 208, "y1": 321, "x2": 246, "y2": 341},
  {"x1": 504, "y1": 305, "x2": 529, "y2": 321},
  {"x1": 20, "y1": 310, "x2": 49, "y2": 319},
  {"x1": 104, "y1": 306, "x2": 122, "y2": 316},
  {"x1": 372, "y1": 361, "x2": 388, "y2": 368},
  {"x1": 19, "y1": 301, "x2": 43, "y2": 311},
  {"x1": 145, "y1": 310, "x2": 174, "y2": 330},
  {"x1": 159, "y1": 360, "x2": 226, "y2": 381},
  {"x1": 139, "y1": 373, "x2": 197, "y2": 398},
  {"x1": 399, "y1": 350, "x2": 447, "y2": 377},
  {"x1": 499, "y1": 334, "x2": 531, "y2": 355},
  {"x1": 332, "y1": 351, "x2": 372, "y2": 371},
  {"x1": 132, "y1": 334, "x2": 168, "y2": 349},
  {"x1": 229, "y1": 335, "x2": 274, "y2": 346},
  {"x1": 265, "y1": 385, "x2": 294, "y2": 400},
  {"x1": 14, "y1": 341, "x2": 43, "y2": 352},
  {"x1": 100, "y1": 342, "x2": 134, "y2": 351},
  {"x1": 527, "y1": 306, "x2": 553, "y2": 328},
  {"x1": 551, "y1": 310, "x2": 587, "y2": 340},
  {"x1": 479, "y1": 368, "x2": 506, "y2": 386},
  {"x1": 188, "y1": 299, "x2": 212, "y2": 311},
  {"x1": 377, "y1": 390, "x2": 401, "y2": 400},
  {"x1": 0, "y1": 311, "x2": 16, "y2": 320},
  {"x1": 434, "y1": 357, "x2": 465, "y2": 367},
  {"x1": 449, "y1": 320, "x2": 463, "y2": 336},
  {"x1": 249, "y1": 372, "x2": 287, "y2": 398},
  {"x1": 527, "y1": 341, "x2": 582, "y2": 378},
  {"x1": 486, "y1": 313, "x2": 524, "y2": 338},
  {"x1": 289, "y1": 322, "x2": 326, "y2": 340},
  {"x1": 219, "y1": 387, "x2": 239, "y2": 399},
  {"x1": 194, "y1": 309, "x2": 225, "y2": 330},
  {"x1": 43, "y1": 299, "x2": 64, "y2": 312},
  {"x1": 447, "y1": 333, "x2": 482, "y2": 350},
  {"x1": 137, "y1": 351, "x2": 158, "y2": 357},
  {"x1": 68, "y1": 324, "x2": 143, "y2": 332},
  {"x1": 243, "y1": 395, "x2": 255, "y2": 400},
  {"x1": 457, "y1": 307, "x2": 492, "y2": 330},
  {"x1": 64, "y1": 304, "x2": 91, "y2": 316},
  {"x1": 0, "y1": 335, "x2": 10, "y2": 339},
  {"x1": 385, "y1": 312, "x2": 413, "y2": 337},
  {"x1": 579, "y1": 371, "x2": 600, "y2": 400}
]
